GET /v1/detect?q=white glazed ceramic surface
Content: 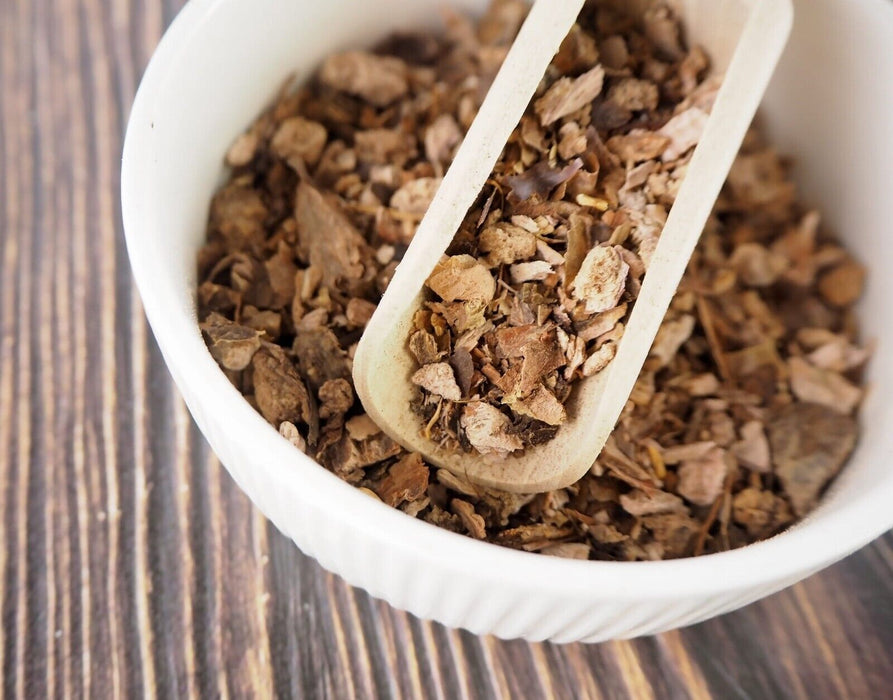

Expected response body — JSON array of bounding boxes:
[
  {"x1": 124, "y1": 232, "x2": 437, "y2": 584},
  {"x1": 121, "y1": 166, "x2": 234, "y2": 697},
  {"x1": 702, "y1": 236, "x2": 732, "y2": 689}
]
[{"x1": 122, "y1": 0, "x2": 893, "y2": 643}]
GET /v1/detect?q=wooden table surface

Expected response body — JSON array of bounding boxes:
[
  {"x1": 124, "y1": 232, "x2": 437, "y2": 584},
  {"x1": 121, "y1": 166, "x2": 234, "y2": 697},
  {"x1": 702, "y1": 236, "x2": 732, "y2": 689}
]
[{"x1": 1, "y1": 0, "x2": 891, "y2": 697}]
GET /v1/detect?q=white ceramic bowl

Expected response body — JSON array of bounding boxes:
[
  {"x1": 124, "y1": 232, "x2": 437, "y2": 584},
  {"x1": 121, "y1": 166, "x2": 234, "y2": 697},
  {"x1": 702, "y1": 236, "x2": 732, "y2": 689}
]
[{"x1": 122, "y1": 0, "x2": 893, "y2": 643}]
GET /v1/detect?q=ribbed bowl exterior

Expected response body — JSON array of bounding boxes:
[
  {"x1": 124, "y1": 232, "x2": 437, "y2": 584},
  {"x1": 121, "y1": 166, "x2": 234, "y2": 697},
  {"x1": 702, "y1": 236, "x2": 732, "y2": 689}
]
[{"x1": 172, "y1": 365, "x2": 835, "y2": 642}]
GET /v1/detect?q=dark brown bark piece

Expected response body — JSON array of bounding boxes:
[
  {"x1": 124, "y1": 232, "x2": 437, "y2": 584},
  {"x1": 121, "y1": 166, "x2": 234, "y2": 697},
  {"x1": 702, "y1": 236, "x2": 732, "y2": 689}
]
[
  {"x1": 209, "y1": 183, "x2": 268, "y2": 254},
  {"x1": 293, "y1": 328, "x2": 351, "y2": 392},
  {"x1": 251, "y1": 345, "x2": 312, "y2": 427},
  {"x1": 504, "y1": 158, "x2": 583, "y2": 201},
  {"x1": 295, "y1": 182, "x2": 370, "y2": 289},
  {"x1": 769, "y1": 402, "x2": 858, "y2": 516}
]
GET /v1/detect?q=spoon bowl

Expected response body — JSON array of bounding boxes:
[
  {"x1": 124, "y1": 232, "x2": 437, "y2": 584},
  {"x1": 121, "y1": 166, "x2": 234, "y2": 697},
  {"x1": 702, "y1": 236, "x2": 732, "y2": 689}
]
[{"x1": 354, "y1": 0, "x2": 794, "y2": 493}]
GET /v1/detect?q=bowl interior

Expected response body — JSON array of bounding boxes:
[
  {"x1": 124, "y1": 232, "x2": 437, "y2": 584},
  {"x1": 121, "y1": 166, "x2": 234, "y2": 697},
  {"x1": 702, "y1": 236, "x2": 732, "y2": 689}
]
[{"x1": 122, "y1": 0, "x2": 893, "y2": 604}]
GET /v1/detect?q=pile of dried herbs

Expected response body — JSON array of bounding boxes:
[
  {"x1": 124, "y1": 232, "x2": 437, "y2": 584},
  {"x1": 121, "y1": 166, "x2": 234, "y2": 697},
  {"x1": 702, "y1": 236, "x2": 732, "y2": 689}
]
[
  {"x1": 408, "y1": 2, "x2": 718, "y2": 456},
  {"x1": 197, "y1": 0, "x2": 869, "y2": 560}
]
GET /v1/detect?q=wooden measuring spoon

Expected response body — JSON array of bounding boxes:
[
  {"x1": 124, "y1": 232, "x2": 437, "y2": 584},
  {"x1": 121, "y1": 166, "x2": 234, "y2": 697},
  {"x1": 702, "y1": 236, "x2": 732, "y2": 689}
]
[{"x1": 353, "y1": 0, "x2": 793, "y2": 493}]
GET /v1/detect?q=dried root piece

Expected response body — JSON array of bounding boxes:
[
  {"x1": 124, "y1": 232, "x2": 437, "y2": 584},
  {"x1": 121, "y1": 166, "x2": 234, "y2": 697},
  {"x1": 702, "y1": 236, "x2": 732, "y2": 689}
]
[
  {"x1": 571, "y1": 246, "x2": 630, "y2": 314},
  {"x1": 461, "y1": 402, "x2": 524, "y2": 456},
  {"x1": 319, "y1": 51, "x2": 409, "y2": 106},
  {"x1": 201, "y1": 313, "x2": 262, "y2": 370},
  {"x1": 769, "y1": 403, "x2": 857, "y2": 516},
  {"x1": 411, "y1": 363, "x2": 462, "y2": 401},
  {"x1": 535, "y1": 65, "x2": 605, "y2": 126}
]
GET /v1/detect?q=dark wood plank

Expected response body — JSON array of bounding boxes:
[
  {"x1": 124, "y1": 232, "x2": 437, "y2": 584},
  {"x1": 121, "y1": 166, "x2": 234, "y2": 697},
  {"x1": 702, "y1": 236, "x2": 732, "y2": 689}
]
[{"x1": 0, "y1": 0, "x2": 891, "y2": 697}]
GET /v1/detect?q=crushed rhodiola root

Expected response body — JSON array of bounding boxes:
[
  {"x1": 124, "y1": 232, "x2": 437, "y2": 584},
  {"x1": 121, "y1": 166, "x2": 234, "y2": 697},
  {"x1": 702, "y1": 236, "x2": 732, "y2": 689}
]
[
  {"x1": 407, "y1": 0, "x2": 716, "y2": 456},
  {"x1": 197, "y1": 0, "x2": 870, "y2": 560}
]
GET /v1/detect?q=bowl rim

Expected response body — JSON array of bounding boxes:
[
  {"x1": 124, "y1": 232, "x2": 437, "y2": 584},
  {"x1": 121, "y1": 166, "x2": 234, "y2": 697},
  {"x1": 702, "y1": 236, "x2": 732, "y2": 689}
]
[{"x1": 121, "y1": 0, "x2": 893, "y2": 602}]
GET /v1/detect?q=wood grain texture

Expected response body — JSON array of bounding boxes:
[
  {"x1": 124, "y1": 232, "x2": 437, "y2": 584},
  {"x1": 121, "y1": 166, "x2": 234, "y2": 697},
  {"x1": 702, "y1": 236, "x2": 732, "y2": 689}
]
[{"x1": 0, "y1": 0, "x2": 891, "y2": 697}]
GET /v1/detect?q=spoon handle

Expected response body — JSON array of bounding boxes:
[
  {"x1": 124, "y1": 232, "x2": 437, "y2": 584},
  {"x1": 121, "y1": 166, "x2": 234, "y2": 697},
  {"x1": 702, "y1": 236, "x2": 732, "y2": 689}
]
[{"x1": 587, "y1": 0, "x2": 794, "y2": 452}]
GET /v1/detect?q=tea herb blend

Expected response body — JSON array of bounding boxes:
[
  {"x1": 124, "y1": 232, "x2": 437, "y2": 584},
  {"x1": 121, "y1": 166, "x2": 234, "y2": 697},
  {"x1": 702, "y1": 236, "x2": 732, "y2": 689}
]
[
  {"x1": 406, "y1": 2, "x2": 716, "y2": 456},
  {"x1": 197, "y1": 0, "x2": 868, "y2": 560}
]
